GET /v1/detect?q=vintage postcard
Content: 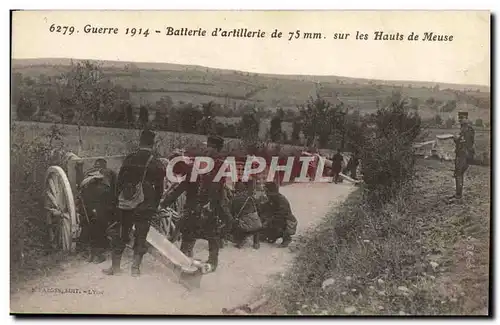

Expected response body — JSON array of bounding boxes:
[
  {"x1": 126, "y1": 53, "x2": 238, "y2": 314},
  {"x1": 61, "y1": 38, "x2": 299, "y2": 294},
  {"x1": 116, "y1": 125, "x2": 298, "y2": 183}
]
[{"x1": 10, "y1": 10, "x2": 491, "y2": 316}]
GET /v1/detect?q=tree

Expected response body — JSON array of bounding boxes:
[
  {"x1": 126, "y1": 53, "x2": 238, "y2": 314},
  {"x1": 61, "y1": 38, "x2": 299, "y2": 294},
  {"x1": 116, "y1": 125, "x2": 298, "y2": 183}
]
[
  {"x1": 108, "y1": 101, "x2": 126, "y2": 127},
  {"x1": 345, "y1": 110, "x2": 367, "y2": 153},
  {"x1": 239, "y1": 107, "x2": 260, "y2": 148},
  {"x1": 299, "y1": 94, "x2": 345, "y2": 148},
  {"x1": 281, "y1": 131, "x2": 288, "y2": 144},
  {"x1": 434, "y1": 114, "x2": 443, "y2": 127},
  {"x1": 124, "y1": 101, "x2": 135, "y2": 127},
  {"x1": 139, "y1": 105, "x2": 149, "y2": 127},
  {"x1": 202, "y1": 101, "x2": 215, "y2": 118},
  {"x1": 410, "y1": 97, "x2": 420, "y2": 110},
  {"x1": 58, "y1": 60, "x2": 119, "y2": 154},
  {"x1": 16, "y1": 95, "x2": 35, "y2": 120},
  {"x1": 198, "y1": 101, "x2": 217, "y2": 135},
  {"x1": 445, "y1": 117, "x2": 455, "y2": 129},
  {"x1": 440, "y1": 100, "x2": 457, "y2": 113},
  {"x1": 152, "y1": 96, "x2": 173, "y2": 130},
  {"x1": 178, "y1": 103, "x2": 203, "y2": 133},
  {"x1": 270, "y1": 109, "x2": 283, "y2": 142},
  {"x1": 11, "y1": 72, "x2": 24, "y2": 109},
  {"x1": 361, "y1": 95, "x2": 422, "y2": 207},
  {"x1": 291, "y1": 117, "x2": 303, "y2": 144},
  {"x1": 373, "y1": 94, "x2": 422, "y2": 143},
  {"x1": 23, "y1": 76, "x2": 35, "y2": 87}
]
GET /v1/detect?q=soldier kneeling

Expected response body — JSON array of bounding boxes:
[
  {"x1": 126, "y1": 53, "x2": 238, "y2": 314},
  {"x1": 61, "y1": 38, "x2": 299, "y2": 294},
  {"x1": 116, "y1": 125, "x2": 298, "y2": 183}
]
[
  {"x1": 260, "y1": 182, "x2": 297, "y2": 248},
  {"x1": 78, "y1": 159, "x2": 117, "y2": 264}
]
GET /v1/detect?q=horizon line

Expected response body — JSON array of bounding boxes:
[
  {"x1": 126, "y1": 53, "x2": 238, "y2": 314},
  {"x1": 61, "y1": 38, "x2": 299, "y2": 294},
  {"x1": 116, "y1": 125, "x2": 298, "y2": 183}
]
[{"x1": 11, "y1": 56, "x2": 491, "y2": 89}]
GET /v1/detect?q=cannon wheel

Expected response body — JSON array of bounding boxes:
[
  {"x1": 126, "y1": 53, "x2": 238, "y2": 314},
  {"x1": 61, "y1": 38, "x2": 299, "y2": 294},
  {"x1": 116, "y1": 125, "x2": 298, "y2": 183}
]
[
  {"x1": 44, "y1": 166, "x2": 78, "y2": 252},
  {"x1": 152, "y1": 208, "x2": 178, "y2": 242},
  {"x1": 158, "y1": 193, "x2": 185, "y2": 242}
]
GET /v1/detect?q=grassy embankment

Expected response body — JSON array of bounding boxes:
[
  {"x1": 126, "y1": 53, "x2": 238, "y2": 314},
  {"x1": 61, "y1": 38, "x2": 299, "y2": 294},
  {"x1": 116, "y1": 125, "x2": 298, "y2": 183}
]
[{"x1": 262, "y1": 159, "x2": 490, "y2": 315}]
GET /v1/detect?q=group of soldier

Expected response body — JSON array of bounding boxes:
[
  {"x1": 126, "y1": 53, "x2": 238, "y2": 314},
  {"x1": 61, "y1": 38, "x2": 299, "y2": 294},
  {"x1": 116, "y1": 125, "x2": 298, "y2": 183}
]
[
  {"x1": 77, "y1": 111, "x2": 475, "y2": 278},
  {"x1": 78, "y1": 131, "x2": 298, "y2": 277}
]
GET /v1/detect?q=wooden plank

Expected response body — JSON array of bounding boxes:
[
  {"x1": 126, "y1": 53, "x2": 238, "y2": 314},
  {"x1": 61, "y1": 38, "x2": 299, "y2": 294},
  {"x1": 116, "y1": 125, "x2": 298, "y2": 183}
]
[
  {"x1": 339, "y1": 172, "x2": 362, "y2": 184},
  {"x1": 146, "y1": 226, "x2": 203, "y2": 290}
]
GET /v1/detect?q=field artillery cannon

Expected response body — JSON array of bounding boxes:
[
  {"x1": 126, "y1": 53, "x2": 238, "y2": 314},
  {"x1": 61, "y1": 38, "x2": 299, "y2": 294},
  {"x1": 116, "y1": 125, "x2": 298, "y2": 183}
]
[{"x1": 42, "y1": 151, "x2": 208, "y2": 288}]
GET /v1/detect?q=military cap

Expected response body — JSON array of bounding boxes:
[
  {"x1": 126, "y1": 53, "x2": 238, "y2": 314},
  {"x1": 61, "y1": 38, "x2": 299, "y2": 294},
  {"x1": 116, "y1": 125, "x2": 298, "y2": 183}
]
[
  {"x1": 94, "y1": 158, "x2": 107, "y2": 169},
  {"x1": 458, "y1": 112, "x2": 469, "y2": 120},
  {"x1": 139, "y1": 129, "x2": 156, "y2": 146}
]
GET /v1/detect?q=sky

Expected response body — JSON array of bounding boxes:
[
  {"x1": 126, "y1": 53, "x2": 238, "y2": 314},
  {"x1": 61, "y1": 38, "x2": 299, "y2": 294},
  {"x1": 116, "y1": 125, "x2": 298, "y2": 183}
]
[{"x1": 11, "y1": 10, "x2": 490, "y2": 86}]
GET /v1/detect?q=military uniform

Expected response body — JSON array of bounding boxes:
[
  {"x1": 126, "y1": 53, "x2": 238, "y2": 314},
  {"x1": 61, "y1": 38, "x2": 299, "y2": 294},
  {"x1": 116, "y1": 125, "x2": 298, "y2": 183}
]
[
  {"x1": 261, "y1": 183, "x2": 298, "y2": 247},
  {"x1": 103, "y1": 130, "x2": 166, "y2": 276},
  {"x1": 331, "y1": 152, "x2": 344, "y2": 183},
  {"x1": 453, "y1": 114, "x2": 475, "y2": 199},
  {"x1": 78, "y1": 164, "x2": 117, "y2": 263},
  {"x1": 160, "y1": 136, "x2": 231, "y2": 271}
]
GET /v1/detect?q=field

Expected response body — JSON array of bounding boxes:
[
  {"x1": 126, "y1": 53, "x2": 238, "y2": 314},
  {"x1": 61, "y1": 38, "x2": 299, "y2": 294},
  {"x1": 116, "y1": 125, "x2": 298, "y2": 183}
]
[
  {"x1": 12, "y1": 58, "x2": 491, "y2": 123},
  {"x1": 13, "y1": 121, "x2": 212, "y2": 157},
  {"x1": 11, "y1": 121, "x2": 322, "y2": 159},
  {"x1": 13, "y1": 121, "x2": 490, "y2": 165}
]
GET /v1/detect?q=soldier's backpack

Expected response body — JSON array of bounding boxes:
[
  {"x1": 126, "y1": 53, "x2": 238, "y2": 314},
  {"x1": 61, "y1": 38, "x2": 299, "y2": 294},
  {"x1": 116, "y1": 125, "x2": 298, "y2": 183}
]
[
  {"x1": 118, "y1": 155, "x2": 154, "y2": 210},
  {"x1": 234, "y1": 196, "x2": 262, "y2": 233}
]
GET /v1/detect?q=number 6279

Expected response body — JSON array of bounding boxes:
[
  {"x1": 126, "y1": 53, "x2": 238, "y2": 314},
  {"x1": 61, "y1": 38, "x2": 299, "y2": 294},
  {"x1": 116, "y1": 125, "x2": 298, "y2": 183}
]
[{"x1": 49, "y1": 24, "x2": 75, "y2": 35}]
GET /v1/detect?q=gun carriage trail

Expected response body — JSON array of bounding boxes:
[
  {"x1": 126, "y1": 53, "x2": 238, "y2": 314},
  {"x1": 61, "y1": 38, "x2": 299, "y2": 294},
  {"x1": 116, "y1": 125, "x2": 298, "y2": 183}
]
[{"x1": 11, "y1": 182, "x2": 354, "y2": 315}]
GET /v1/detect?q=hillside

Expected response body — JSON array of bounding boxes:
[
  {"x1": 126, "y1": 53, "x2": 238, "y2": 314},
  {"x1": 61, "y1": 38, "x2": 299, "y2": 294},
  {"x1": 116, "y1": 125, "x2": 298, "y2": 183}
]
[
  {"x1": 11, "y1": 58, "x2": 491, "y2": 123},
  {"x1": 11, "y1": 58, "x2": 491, "y2": 91}
]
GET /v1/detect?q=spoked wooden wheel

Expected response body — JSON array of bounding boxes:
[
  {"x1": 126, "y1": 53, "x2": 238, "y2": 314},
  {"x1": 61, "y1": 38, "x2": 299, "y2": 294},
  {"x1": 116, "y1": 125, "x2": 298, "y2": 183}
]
[
  {"x1": 152, "y1": 192, "x2": 185, "y2": 241},
  {"x1": 44, "y1": 166, "x2": 78, "y2": 252},
  {"x1": 152, "y1": 207, "x2": 179, "y2": 242}
]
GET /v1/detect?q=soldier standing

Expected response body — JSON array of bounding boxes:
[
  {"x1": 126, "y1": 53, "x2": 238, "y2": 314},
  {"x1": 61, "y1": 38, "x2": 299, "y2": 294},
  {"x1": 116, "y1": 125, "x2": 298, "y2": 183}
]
[
  {"x1": 102, "y1": 130, "x2": 166, "y2": 277},
  {"x1": 331, "y1": 150, "x2": 344, "y2": 183},
  {"x1": 160, "y1": 135, "x2": 232, "y2": 272},
  {"x1": 449, "y1": 112, "x2": 475, "y2": 201}
]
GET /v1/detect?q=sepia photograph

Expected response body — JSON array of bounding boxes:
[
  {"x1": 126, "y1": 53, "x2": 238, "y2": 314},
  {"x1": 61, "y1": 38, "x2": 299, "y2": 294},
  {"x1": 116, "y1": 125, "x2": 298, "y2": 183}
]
[{"x1": 9, "y1": 10, "x2": 491, "y2": 316}]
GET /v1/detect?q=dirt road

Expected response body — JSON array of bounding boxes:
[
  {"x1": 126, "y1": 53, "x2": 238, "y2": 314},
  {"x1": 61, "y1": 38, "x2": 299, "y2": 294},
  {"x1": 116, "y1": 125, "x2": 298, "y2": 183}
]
[{"x1": 10, "y1": 182, "x2": 354, "y2": 315}]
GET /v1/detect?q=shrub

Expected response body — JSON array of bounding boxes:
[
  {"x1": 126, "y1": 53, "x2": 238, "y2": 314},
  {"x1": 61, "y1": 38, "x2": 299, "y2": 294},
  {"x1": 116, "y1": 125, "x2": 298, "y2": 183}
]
[
  {"x1": 10, "y1": 122, "x2": 68, "y2": 281},
  {"x1": 360, "y1": 96, "x2": 422, "y2": 208}
]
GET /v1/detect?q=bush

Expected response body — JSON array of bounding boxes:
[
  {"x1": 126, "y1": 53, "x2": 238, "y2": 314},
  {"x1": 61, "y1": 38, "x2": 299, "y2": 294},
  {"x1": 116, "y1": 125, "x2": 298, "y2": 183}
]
[
  {"x1": 267, "y1": 161, "x2": 488, "y2": 315},
  {"x1": 11, "y1": 122, "x2": 68, "y2": 282},
  {"x1": 360, "y1": 97, "x2": 422, "y2": 207},
  {"x1": 269, "y1": 188, "x2": 431, "y2": 315}
]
